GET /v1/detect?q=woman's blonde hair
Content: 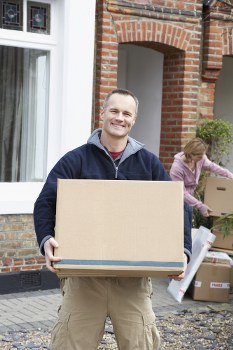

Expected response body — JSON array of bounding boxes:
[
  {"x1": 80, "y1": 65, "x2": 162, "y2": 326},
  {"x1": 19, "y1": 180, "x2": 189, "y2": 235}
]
[{"x1": 183, "y1": 138, "x2": 208, "y2": 161}]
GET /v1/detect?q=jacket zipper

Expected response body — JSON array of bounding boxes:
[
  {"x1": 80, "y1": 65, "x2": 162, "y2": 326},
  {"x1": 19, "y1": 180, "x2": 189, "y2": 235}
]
[
  {"x1": 115, "y1": 166, "x2": 118, "y2": 179},
  {"x1": 101, "y1": 147, "x2": 124, "y2": 179}
]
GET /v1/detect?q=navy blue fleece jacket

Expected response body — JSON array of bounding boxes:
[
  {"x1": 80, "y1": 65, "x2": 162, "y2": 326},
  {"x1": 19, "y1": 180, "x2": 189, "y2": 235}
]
[{"x1": 34, "y1": 129, "x2": 192, "y2": 259}]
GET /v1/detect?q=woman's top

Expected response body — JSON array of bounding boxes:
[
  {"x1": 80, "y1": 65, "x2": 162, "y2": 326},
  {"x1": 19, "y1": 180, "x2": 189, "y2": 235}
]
[{"x1": 170, "y1": 152, "x2": 233, "y2": 214}]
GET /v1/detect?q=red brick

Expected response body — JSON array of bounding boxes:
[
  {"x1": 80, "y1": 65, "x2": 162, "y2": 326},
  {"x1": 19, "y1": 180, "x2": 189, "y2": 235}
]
[{"x1": 14, "y1": 258, "x2": 24, "y2": 266}]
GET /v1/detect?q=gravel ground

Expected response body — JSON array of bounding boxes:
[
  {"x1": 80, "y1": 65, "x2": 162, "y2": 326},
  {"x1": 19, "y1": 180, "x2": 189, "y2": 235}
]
[{"x1": 0, "y1": 307, "x2": 232, "y2": 349}]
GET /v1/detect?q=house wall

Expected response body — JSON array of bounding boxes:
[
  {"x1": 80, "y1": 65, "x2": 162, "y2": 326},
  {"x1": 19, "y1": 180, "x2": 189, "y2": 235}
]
[
  {"x1": 201, "y1": 3, "x2": 233, "y2": 120},
  {"x1": 0, "y1": 214, "x2": 44, "y2": 273},
  {"x1": 2, "y1": 0, "x2": 233, "y2": 284},
  {"x1": 94, "y1": 0, "x2": 204, "y2": 170}
]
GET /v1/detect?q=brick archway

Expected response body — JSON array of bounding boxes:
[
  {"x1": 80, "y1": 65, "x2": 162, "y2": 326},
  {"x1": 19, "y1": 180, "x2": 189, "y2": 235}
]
[{"x1": 115, "y1": 20, "x2": 192, "y2": 52}]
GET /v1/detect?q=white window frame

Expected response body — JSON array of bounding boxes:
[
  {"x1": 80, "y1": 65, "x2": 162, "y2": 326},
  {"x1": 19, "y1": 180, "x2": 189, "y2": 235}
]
[{"x1": 0, "y1": 0, "x2": 96, "y2": 214}]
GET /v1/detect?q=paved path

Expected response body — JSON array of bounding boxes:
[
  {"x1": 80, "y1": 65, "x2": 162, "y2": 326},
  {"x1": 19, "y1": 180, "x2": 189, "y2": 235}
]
[{"x1": 0, "y1": 278, "x2": 232, "y2": 333}]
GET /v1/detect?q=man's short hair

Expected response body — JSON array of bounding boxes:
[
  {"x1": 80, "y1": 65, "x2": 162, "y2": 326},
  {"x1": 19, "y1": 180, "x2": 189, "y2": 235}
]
[{"x1": 103, "y1": 88, "x2": 139, "y2": 116}]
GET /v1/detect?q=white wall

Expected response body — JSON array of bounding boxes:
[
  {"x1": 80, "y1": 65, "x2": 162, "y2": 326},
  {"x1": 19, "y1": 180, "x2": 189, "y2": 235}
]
[
  {"x1": 118, "y1": 44, "x2": 164, "y2": 156},
  {"x1": 214, "y1": 56, "x2": 233, "y2": 172}
]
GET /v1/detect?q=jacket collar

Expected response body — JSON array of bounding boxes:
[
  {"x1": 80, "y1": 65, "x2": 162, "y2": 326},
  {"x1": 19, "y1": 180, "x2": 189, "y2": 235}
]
[{"x1": 87, "y1": 128, "x2": 144, "y2": 161}]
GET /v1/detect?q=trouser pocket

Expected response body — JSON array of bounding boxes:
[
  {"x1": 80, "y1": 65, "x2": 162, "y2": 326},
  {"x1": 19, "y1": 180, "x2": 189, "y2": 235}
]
[
  {"x1": 112, "y1": 311, "x2": 160, "y2": 350},
  {"x1": 50, "y1": 309, "x2": 70, "y2": 350},
  {"x1": 143, "y1": 312, "x2": 161, "y2": 350}
]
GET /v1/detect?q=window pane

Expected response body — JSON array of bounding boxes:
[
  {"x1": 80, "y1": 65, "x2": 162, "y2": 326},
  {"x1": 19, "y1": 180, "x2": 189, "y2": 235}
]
[
  {"x1": 0, "y1": 46, "x2": 50, "y2": 182},
  {"x1": 0, "y1": 0, "x2": 23, "y2": 31},
  {"x1": 27, "y1": 1, "x2": 50, "y2": 34}
]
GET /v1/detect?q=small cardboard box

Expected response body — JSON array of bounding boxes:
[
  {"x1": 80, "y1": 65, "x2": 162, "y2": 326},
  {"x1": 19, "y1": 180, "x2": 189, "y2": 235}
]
[
  {"x1": 204, "y1": 177, "x2": 233, "y2": 217},
  {"x1": 189, "y1": 262, "x2": 230, "y2": 302},
  {"x1": 54, "y1": 179, "x2": 184, "y2": 277}
]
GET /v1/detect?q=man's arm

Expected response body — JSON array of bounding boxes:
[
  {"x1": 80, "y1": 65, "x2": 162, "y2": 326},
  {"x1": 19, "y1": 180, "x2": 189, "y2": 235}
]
[
  {"x1": 33, "y1": 177, "x2": 57, "y2": 254},
  {"x1": 34, "y1": 149, "x2": 81, "y2": 254}
]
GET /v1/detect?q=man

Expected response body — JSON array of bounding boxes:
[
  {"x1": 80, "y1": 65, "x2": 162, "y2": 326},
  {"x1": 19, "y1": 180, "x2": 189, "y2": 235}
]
[{"x1": 34, "y1": 88, "x2": 192, "y2": 350}]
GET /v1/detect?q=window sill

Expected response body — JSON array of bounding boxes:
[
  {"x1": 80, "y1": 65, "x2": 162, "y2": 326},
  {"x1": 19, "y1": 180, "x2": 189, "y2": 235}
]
[{"x1": 0, "y1": 182, "x2": 44, "y2": 214}]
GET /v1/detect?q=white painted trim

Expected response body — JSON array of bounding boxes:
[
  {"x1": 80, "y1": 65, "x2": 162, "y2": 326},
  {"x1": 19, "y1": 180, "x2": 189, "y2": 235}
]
[
  {"x1": 0, "y1": 32, "x2": 56, "y2": 47},
  {"x1": 59, "y1": 0, "x2": 96, "y2": 155},
  {"x1": 0, "y1": 0, "x2": 96, "y2": 214},
  {"x1": 0, "y1": 183, "x2": 44, "y2": 214}
]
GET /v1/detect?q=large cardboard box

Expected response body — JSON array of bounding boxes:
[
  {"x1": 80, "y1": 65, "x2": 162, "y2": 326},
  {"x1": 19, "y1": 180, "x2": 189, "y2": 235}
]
[
  {"x1": 204, "y1": 177, "x2": 233, "y2": 217},
  {"x1": 189, "y1": 262, "x2": 231, "y2": 302},
  {"x1": 54, "y1": 179, "x2": 184, "y2": 277}
]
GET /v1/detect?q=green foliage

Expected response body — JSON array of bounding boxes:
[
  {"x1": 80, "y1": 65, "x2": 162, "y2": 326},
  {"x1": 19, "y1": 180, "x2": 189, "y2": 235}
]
[
  {"x1": 196, "y1": 119, "x2": 233, "y2": 165},
  {"x1": 192, "y1": 207, "x2": 213, "y2": 230},
  {"x1": 211, "y1": 212, "x2": 233, "y2": 238}
]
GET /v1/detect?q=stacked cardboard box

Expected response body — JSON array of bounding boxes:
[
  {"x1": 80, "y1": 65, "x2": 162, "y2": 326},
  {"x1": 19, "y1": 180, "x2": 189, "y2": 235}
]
[
  {"x1": 189, "y1": 252, "x2": 231, "y2": 302},
  {"x1": 189, "y1": 178, "x2": 233, "y2": 302},
  {"x1": 54, "y1": 179, "x2": 185, "y2": 278},
  {"x1": 204, "y1": 177, "x2": 233, "y2": 253}
]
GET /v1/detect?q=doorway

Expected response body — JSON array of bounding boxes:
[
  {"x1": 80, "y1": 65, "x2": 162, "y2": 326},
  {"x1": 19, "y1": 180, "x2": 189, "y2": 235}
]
[
  {"x1": 117, "y1": 44, "x2": 164, "y2": 156},
  {"x1": 214, "y1": 56, "x2": 233, "y2": 172}
]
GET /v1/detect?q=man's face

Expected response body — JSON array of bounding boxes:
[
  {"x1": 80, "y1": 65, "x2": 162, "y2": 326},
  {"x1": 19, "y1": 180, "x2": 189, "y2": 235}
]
[{"x1": 100, "y1": 93, "x2": 136, "y2": 139}]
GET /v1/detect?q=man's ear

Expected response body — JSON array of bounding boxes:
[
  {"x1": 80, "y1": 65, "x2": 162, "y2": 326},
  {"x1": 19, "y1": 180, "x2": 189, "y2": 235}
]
[{"x1": 100, "y1": 110, "x2": 104, "y2": 121}]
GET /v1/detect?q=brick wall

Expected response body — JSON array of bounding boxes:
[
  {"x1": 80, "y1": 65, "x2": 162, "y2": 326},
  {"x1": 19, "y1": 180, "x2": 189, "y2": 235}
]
[
  {"x1": 0, "y1": 215, "x2": 45, "y2": 273},
  {"x1": 94, "y1": 0, "x2": 233, "y2": 170},
  {"x1": 95, "y1": 0, "x2": 204, "y2": 170},
  {"x1": 201, "y1": 3, "x2": 233, "y2": 119}
]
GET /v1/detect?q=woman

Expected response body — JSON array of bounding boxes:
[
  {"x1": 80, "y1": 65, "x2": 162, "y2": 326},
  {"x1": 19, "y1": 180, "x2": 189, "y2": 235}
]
[{"x1": 170, "y1": 138, "x2": 233, "y2": 217}]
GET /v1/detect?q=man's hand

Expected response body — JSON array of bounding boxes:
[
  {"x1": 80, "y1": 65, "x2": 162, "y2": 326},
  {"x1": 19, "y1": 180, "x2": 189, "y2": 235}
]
[
  {"x1": 44, "y1": 237, "x2": 62, "y2": 273},
  {"x1": 168, "y1": 253, "x2": 188, "y2": 281}
]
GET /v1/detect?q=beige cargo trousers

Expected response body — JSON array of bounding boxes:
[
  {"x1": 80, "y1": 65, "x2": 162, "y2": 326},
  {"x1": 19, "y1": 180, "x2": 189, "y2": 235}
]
[{"x1": 51, "y1": 276, "x2": 160, "y2": 350}]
